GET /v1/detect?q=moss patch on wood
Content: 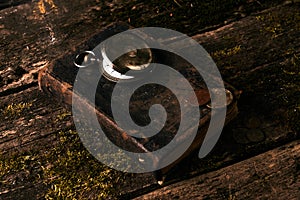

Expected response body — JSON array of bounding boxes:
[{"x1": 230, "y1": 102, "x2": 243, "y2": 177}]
[
  {"x1": 0, "y1": 102, "x2": 33, "y2": 120},
  {"x1": 0, "y1": 129, "x2": 127, "y2": 199}
]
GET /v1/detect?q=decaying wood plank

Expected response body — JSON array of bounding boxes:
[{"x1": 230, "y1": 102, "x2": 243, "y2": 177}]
[
  {"x1": 0, "y1": 180, "x2": 47, "y2": 200},
  {"x1": 0, "y1": 0, "x2": 287, "y2": 95},
  {"x1": 0, "y1": 0, "x2": 110, "y2": 96},
  {"x1": 0, "y1": 86, "x2": 73, "y2": 155},
  {"x1": 192, "y1": 4, "x2": 300, "y2": 81},
  {"x1": 0, "y1": 0, "x2": 31, "y2": 10},
  {"x1": 0, "y1": 1, "x2": 299, "y2": 199},
  {"x1": 134, "y1": 140, "x2": 300, "y2": 200}
]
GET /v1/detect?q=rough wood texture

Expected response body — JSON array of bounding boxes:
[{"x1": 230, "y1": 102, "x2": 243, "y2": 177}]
[
  {"x1": 0, "y1": 0, "x2": 299, "y2": 199},
  {"x1": 0, "y1": 87, "x2": 73, "y2": 155},
  {"x1": 134, "y1": 140, "x2": 300, "y2": 199}
]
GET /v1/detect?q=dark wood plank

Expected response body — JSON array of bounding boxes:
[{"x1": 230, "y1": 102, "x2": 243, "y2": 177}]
[
  {"x1": 0, "y1": 86, "x2": 73, "y2": 155},
  {"x1": 0, "y1": 0, "x2": 299, "y2": 199},
  {"x1": 0, "y1": 0, "x2": 286, "y2": 95},
  {"x1": 0, "y1": 0, "x2": 31, "y2": 10},
  {"x1": 134, "y1": 140, "x2": 300, "y2": 199}
]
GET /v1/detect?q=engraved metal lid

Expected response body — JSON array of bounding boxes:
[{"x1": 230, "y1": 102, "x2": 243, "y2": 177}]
[{"x1": 100, "y1": 32, "x2": 153, "y2": 82}]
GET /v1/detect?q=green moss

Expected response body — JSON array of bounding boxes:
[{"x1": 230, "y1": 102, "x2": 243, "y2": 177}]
[
  {"x1": 211, "y1": 45, "x2": 241, "y2": 59},
  {"x1": 0, "y1": 102, "x2": 33, "y2": 119},
  {"x1": 0, "y1": 153, "x2": 36, "y2": 177},
  {"x1": 42, "y1": 130, "x2": 126, "y2": 199},
  {"x1": 256, "y1": 11, "x2": 300, "y2": 38},
  {"x1": 56, "y1": 111, "x2": 72, "y2": 122},
  {"x1": 0, "y1": 130, "x2": 126, "y2": 199}
]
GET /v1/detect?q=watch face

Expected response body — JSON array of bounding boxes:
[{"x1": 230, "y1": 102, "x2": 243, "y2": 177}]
[{"x1": 100, "y1": 32, "x2": 153, "y2": 82}]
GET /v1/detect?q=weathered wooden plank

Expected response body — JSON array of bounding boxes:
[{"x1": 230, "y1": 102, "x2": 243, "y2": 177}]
[
  {"x1": 0, "y1": 180, "x2": 46, "y2": 200},
  {"x1": 0, "y1": 0, "x2": 31, "y2": 10},
  {"x1": 192, "y1": 4, "x2": 300, "y2": 80},
  {"x1": 0, "y1": 0, "x2": 286, "y2": 94},
  {"x1": 0, "y1": 86, "x2": 73, "y2": 155},
  {"x1": 134, "y1": 140, "x2": 300, "y2": 199},
  {"x1": 0, "y1": 1, "x2": 299, "y2": 199}
]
